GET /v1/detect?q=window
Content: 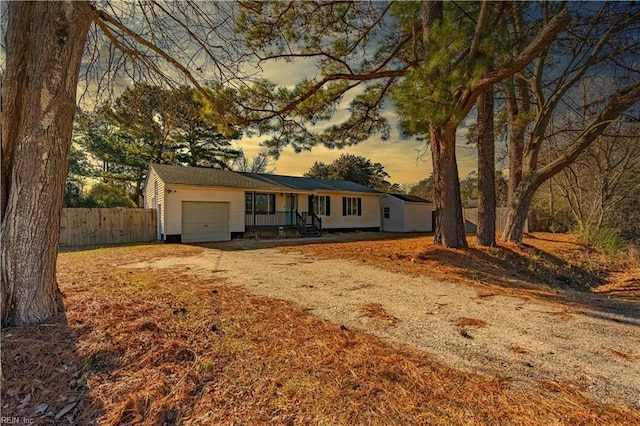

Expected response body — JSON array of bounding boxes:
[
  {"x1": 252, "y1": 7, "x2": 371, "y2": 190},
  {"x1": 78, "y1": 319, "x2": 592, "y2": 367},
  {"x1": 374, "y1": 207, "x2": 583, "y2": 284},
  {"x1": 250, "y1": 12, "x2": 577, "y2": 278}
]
[
  {"x1": 313, "y1": 195, "x2": 330, "y2": 216},
  {"x1": 383, "y1": 207, "x2": 390, "y2": 219},
  {"x1": 245, "y1": 193, "x2": 253, "y2": 214},
  {"x1": 342, "y1": 197, "x2": 362, "y2": 216},
  {"x1": 246, "y1": 192, "x2": 276, "y2": 214},
  {"x1": 255, "y1": 193, "x2": 276, "y2": 214}
]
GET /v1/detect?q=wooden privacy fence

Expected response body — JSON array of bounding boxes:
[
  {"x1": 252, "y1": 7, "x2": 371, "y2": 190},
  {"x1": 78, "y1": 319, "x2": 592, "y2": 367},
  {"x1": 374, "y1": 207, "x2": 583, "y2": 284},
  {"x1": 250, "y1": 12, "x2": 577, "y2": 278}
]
[
  {"x1": 60, "y1": 208, "x2": 157, "y2": 247},
  {"x1": 463, "y1": 207, "x2": 529, "y2": 234}
]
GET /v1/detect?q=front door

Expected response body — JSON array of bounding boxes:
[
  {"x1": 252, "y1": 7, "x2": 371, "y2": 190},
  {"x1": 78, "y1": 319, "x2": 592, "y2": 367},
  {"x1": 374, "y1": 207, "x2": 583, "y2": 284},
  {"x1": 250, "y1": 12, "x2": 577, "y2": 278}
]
[
  {"x1": 286, "y1": 194, "x2": 298, "y2": 225},
  {"x1": 308, "y1": 195, "x2": 314, "y2": 216}
]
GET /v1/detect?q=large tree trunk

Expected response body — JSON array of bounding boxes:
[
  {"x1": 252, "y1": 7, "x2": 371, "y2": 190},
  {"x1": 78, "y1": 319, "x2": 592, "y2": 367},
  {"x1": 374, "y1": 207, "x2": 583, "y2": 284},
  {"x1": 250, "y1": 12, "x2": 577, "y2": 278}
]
[
  {"x1": 1, "y1": 1, "x2": 93, "y2": 326},
  {"x1": 505, "y1": 78, "x2": 529, "y2": 209},
  {"x1": 422, "y1": 1, "x2": 466, "y2": 248},
  {"x1": 476, "y1": 85, "x2": 496, "y2": 246},
  {"x1": 430, "y1": 123, "x2": 467, "y2": 248},
  {"x1": 502, "y1": 79, "x2": 640, "y2": 243},
  {"x1": 421, "y1": 0, "x2": 443, "y2": 44},
  {"x1": 502, "y1": 173, "x2": 540, "y2": 242}
]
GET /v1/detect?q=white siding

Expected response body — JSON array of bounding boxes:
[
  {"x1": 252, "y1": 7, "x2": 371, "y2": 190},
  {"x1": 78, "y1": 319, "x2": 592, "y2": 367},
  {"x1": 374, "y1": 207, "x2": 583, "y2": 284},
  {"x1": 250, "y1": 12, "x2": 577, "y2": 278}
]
[
  {"x1": 380, "y1": 195, "x2": 405, "y2": 232},
  {"x1": 274, "y1": 193, "x2": 290, "y2": 212},
  {"x1": 164, "y1": 185, "x2": 246, "y2": 235},
  {"x1": 321, "y1": 193, "x2": 381, "y2": 229},
  {"x1": 143, "y1": 168, "x2": 165, "y2": 209},
  {"x1": 380, "y1": 195, "x2": 433, "y2": 232},
  {"x1": 404, "y1": 203, "x2": 433, "y2": 232},
  {"x1": 143, "y1": 168, "x2": 165, "y2": 240}
]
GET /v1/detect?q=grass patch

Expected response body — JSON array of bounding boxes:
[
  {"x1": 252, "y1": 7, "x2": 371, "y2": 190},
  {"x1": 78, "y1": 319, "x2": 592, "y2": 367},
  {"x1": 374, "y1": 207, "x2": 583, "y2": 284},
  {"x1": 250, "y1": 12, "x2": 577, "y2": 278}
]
[{"x1": 577, "y1": 227, "x2": 629, "y2": 258}]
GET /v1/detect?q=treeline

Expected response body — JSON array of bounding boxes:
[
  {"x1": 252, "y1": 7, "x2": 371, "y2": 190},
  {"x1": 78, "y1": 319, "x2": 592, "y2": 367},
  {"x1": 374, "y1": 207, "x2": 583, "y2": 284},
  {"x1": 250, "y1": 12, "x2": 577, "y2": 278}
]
[
  {"x1": 66, "y1": 83, "x2": 247, "y2": 207},
  {"x1": 303, "y1": 154, "x2": 403, "y2": 192},
  {"x1": 533, "y1": 126, "x2": 640, "y2": 246}
]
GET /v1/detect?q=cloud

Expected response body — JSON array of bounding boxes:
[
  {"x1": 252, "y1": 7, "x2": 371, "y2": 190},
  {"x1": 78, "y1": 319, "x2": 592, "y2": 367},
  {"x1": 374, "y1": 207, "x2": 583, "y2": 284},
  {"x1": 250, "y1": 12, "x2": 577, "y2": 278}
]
[{"x1": 254, "y1": 58, "x2": 321, "y2": 89}]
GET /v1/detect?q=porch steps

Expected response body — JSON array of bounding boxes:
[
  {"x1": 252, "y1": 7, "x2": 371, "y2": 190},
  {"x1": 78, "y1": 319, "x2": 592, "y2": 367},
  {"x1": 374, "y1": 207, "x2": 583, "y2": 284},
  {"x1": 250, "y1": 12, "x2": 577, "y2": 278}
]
[{"x1": 304, "y1": 225, "x2": 322, "y2": 237}]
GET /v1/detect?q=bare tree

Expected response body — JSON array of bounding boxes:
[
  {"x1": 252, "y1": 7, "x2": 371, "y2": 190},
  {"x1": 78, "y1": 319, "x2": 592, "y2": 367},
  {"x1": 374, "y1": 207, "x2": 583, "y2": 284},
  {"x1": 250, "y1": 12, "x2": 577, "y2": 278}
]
[
  {"x1": 1, "y1": 1, "x2": 247, "y2": 326},
  {"x1": 552, "y1": 124, "x2": 640, "y2": 232},
  {"x1": 231, "y1": 149, "x2": 275, "y2": 174},
  {"x1": 502, "y1": 2, "x2": 640, "y2": 242}
]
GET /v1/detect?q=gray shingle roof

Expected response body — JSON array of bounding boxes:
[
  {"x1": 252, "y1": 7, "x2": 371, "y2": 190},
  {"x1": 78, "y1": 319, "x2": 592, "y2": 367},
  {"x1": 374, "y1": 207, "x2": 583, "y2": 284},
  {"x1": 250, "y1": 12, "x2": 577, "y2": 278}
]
[
  {"x1": 150, "y1": 164, "x2": 381, "y2": 194},
  {"x1": 241, "y1": 173, "x2": 381, "y2": 194},
  {"x1": 150, "y1": 164, "x2": 287, "y2": 191},
  {"x1": 388, "y1": 193, "x2": 432, "y2": 203}
]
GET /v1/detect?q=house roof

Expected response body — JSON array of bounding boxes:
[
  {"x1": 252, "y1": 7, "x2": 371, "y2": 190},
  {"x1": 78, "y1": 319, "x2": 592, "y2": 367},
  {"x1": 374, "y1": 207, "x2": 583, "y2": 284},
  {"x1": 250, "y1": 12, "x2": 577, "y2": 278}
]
[
  {"x1": 241, "y1": 173, "x2": 381, "y2": 194},
  {"x1": 387, "y1": 193, "x2": 432, "y2": 203},
  {"x1": 150, "y1": 164, "x2": 287, "y2": 191},
  {"x1": 150, "y1": 164, "x2": 380, "y2": 194}
]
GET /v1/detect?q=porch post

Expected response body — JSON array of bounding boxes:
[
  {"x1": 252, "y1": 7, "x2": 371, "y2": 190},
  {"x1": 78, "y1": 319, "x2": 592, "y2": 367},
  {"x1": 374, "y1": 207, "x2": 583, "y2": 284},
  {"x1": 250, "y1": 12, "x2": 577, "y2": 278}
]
[{"x1": 289, "y1": 193, "x2": 293, "y2": 226}]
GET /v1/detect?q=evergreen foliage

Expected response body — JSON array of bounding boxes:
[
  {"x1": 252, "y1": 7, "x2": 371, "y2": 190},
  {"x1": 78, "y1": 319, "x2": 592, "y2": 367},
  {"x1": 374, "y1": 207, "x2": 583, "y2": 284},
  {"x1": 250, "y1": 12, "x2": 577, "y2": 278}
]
[
  {"x1": 71, "y1": 84, "x2": 243, "y2": 198},
  {"x1": 303, "y1": 154, "x2": 392, "y2": 191}
]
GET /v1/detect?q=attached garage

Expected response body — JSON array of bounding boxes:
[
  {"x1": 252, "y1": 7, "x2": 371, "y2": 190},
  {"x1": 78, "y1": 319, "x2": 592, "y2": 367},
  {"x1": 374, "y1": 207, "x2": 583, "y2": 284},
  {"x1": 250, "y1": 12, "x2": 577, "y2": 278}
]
[
  {"x1": 380, "y1": 194, "x2": 433, "y2": 233},
  {"x1": 143, "y1": 163, "x2": 383, "y2": 242},
  {"x1": 182, "y1": 201, "x2": 230, "y2": 243}
]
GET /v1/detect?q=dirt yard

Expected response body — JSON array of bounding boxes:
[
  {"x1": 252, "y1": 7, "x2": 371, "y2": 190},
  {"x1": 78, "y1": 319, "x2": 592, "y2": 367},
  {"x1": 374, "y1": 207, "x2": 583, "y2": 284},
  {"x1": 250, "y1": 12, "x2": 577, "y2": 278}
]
[
  {"x1": 124, "y1": 233, "x2": 640, "y2": 409},
  {"x1": 2, "y1": 232, "x2": 639, "y2": 424}
]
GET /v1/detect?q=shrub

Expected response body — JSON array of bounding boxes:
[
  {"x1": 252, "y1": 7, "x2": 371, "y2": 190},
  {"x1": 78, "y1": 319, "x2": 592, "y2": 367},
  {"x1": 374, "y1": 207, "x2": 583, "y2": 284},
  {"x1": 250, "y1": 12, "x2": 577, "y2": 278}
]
[
  {"x1": 86, "y1": 183, "x2": 136, "y2": 208},
  {"x1": 577, "y1": 226, "x2": 628, "y2": 258}
]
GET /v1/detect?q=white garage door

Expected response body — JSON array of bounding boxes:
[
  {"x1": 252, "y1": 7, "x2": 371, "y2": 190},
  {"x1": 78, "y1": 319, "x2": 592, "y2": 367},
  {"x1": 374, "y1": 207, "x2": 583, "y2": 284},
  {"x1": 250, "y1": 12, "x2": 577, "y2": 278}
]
[{"x1": 182, "y1": 201, "x2": 230, "y2": 243}]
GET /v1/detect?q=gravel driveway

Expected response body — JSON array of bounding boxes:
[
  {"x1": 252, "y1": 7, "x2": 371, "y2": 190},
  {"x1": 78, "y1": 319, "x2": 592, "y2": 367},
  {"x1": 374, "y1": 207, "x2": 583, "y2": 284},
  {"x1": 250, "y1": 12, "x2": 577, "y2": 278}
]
[{"x1": 125, "y1": 242, "x2": 640, "y2": 408}]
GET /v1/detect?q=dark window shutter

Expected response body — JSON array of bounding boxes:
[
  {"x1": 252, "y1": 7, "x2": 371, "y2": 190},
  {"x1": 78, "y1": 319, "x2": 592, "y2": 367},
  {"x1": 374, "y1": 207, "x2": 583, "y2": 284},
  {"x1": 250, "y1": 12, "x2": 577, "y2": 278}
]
[
  {"x1": 342, "y1": 197, "x2": 347, "y2": 216},
  {"x1": 269, "y1": 194, "x2": 276, "y2": 214},
  {"x1": 357, "y1": 198, "x2": 362, "y2": 216},
  {"x1": 326, "y1": 196, "x2": 331, "y2": 216}
]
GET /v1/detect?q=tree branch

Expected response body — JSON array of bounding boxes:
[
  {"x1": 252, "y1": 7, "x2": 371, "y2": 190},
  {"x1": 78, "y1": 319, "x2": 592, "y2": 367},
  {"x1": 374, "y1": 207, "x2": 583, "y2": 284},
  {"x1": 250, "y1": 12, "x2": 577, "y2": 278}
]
[
  {"x1": 94, "y1": 9, "x2": 213, "y2": 102},
  {"x1": 252, "y1": 67, "x2": 409, "y2": 121},
  {"x1": 536, "y1": 79, "x2": 640, "y2": 182},
  {"x1": 467, "y1": 1, "x2": 493, "y2": 66},
  {"x1": 459, "y1": 8, "x2": 570, "y2": 112}
]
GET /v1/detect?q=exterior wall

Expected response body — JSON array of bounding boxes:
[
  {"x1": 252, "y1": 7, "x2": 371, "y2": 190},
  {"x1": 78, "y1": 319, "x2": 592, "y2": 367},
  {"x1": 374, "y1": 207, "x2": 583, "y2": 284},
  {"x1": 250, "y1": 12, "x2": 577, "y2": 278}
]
[
  {"x1": 164, "y1": 185, "x2": 246, "y2": 235},
  {"x1": 143, "y1": 168, "x2": 165, "y2": 239},
  {"x1": 321, "y1": 193, "x2": 381, "y2": 229},
  {"x1": 380, "y1": 196, "x2": 405, "y2": 232},
  {"x1": 273, "y1": 192, "x2": 310, "y2": 214},
  {"x1": 154, "y1": 179, "x2": 381, "y2": 238},
  {"x1": 245, "y1": 191, "x2": 308, "y2": 229},
  {"x1": 404, "y1": 203, "x2": 433, "y2": 232}
]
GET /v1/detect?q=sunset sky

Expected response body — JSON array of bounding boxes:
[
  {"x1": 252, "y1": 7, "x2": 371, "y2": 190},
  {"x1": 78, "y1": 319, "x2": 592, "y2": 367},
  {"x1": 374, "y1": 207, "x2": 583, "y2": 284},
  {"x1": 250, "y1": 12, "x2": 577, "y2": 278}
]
[
  {"x1": 238, "y1": 59, "x2": 479, "y2": 186},
  {"x1": 238, "y1": 122, "x2": 478, "y2": 186}
]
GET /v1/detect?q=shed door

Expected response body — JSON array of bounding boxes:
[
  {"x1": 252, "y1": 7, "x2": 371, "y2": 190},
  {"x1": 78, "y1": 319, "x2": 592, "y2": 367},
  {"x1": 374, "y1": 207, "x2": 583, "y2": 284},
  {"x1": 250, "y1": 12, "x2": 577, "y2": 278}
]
[{"x1": 182, "y1": 201, "x2": 230, "y2": 243}]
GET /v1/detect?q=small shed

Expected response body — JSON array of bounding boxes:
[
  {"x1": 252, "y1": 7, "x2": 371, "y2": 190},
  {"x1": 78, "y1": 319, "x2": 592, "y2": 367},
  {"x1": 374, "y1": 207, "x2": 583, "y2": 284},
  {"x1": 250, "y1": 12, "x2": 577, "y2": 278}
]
[{"x1": 380, "y1": 194, "x2": 433, "y2": 233}]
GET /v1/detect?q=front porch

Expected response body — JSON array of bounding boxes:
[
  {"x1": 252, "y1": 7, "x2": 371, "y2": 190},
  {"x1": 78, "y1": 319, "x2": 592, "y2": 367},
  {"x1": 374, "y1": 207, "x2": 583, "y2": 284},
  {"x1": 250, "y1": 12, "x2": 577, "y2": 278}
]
[
  {"x1": 244, "y1": 211, "x2": 323, "y2": 237},
  {"x1": 244, "y1": 211, "x2": 299, "y2": 228},
  {"x1": 244, "y1": 191, "x2": 323, "y2": 237}
]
